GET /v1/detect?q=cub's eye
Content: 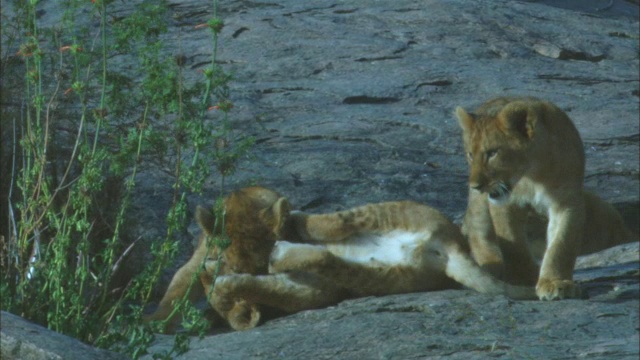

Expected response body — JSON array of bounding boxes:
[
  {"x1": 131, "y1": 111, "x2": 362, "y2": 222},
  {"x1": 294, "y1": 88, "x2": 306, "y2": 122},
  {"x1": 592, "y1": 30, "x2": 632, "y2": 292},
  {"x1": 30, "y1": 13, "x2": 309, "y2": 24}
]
[{"x1": 486, "y1": 149, "x2": 498, "y2": 159}]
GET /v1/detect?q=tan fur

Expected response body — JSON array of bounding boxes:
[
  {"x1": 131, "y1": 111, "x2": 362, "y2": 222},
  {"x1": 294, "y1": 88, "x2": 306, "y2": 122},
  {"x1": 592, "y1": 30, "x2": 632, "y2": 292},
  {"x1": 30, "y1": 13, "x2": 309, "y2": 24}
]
[
  {"x1": 146, "y1": 187, "x2": 536, "y2": 333},
  {"x1": 270, "y1": 201, "x2": 536, "y2": 299},
  {"x1": 456, "y1": 96, "x2": 636, "y2": 300}
]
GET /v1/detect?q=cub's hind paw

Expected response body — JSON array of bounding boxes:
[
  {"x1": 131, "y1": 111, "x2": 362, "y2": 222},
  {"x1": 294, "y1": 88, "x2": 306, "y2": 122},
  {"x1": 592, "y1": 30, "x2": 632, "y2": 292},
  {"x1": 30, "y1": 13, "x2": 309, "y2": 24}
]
[
  {"x1": 227, "y1": 300, "x2": 261, "y2": 331},
  {"x1": 536, "y1": 279, "x2": 581, "y2": 300}
]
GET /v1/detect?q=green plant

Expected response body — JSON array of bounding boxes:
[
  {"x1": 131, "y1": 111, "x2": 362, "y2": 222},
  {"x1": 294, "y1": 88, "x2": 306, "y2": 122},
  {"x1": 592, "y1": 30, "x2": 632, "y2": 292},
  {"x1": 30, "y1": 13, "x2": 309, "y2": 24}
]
[{"x1": 0, "y1": 0, "x2": 251, "y2": 357}]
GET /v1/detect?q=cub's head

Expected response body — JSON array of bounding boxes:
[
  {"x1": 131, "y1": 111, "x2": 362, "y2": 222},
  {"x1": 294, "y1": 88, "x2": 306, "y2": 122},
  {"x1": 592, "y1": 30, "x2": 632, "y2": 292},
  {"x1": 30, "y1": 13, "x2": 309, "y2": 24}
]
[
  {"x1": 196, "y1": 186, "x2": 291, "y2": 276},
  {"x1": 455, "y1": 98, "x2": 542, "y2": 205}
]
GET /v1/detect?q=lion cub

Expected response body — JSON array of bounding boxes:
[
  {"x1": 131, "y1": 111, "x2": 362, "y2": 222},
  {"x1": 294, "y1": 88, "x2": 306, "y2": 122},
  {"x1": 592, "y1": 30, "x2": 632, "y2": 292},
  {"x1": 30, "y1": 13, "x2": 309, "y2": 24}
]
[
  {"x1": 146, "y1": 187, "x2": 535, "y2": 332},
  {"x1": 455, "y1": 96, "x2": 635, "y2": 300},
  {"x1": 144, "y1": 187, "x2": 292, "y2": 333}
]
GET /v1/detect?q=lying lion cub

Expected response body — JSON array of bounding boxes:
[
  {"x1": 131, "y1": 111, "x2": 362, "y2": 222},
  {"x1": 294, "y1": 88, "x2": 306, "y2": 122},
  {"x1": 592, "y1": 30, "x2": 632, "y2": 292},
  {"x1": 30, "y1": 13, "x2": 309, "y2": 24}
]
[
  {"x1": 455, "y1": 96, "x2": 636, "y2": 301},
  {"x1": 146, "y1": 186, "x2": 535, "y2": 332},
  {"x1": 144, "y1": 187, "x2": 292, "y2": 333}
]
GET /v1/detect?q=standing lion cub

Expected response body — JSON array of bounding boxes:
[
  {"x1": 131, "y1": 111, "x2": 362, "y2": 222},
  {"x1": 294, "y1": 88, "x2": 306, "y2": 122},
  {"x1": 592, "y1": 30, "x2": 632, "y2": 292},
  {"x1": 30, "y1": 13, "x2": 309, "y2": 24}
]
[
  {"x1": 455, "y1": 96, "x2": 635, "y2": 300},
  {"x1": 145, "y1": 187, "x2": 536, "y2": 332}
]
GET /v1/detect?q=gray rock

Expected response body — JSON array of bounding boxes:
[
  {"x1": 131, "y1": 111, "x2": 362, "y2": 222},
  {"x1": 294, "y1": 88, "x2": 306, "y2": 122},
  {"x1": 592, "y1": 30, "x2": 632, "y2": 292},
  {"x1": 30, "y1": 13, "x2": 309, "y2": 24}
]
[
  {"x1": 2, "y1": 0, "x2": 637, "y2": 274},
  {"x1": 1, "y1": 0, "x2": 638, "y2": 359},
  {"x1": 0, "y1": 311, "x2": 128, "y2": 360},
  {"x1": 140, "y1": 0, "x2": 640, "y2": 358},
  {"x1": 2, "y1": 242, "x2": 636, "y2": 360},
  {"x1": 142, "y1": 243, "x2": 639, "y2": 360},
  {"x1": 179, "y1": 0, "x2": 639, "y2": 215},
  {"x1": 576, "y1": 241, "x2": 640, "y2": 269}
]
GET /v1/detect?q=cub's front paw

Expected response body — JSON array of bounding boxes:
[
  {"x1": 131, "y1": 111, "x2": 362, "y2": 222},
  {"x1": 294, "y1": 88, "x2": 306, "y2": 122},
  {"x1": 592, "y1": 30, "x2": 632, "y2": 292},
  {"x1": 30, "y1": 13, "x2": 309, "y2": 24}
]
[
  {"x1": 269, "y1": 241, "x2": 292, "y2": 266},
  {"x1": 536, "y1": 278, "x2": 581, "y2": 300},
  {"x1": 269, "y1": 241, "x2": 327, "y2": 274}
]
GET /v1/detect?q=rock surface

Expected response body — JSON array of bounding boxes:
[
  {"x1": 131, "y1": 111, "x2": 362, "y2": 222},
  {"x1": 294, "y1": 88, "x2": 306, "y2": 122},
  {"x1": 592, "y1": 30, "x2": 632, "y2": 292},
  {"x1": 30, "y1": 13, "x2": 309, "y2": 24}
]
[
  {"x1": 0, "y1": 311, "x2": 128, "y2": 360},
  {"x1": 131, "y1": 0, "x2": 640, "y2": 283},
  {"x1": 144, "y1": 246, "x2": 640, "y2": 360},
  {"x1": 1, "y1": 243, "x2": 637, "y2": 360},
  {"x1": 1, "y1": 0, "x2": 639, "y2": 359},
  {"x1": 192, "y1": 0, "x2": 639, "y2": 212},
  {"x1": 134, "y1": 0, "x2": 640, "y2": 358}
]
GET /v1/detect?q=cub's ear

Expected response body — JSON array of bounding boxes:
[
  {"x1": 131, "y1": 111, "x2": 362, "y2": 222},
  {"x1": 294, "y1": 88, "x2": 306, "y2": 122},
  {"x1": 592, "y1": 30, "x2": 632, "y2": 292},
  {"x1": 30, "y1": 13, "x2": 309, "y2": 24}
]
[
  {"x1": 195, "y1": 205, "x2": 216, "y2": 236},
  {"x1": 260, "y1": 197, "x2": 291, "y2": 237},
  {"x1": 498, "y1": 102, "x2": 536, "y2": 139},
  {"x1": 455, "y1": 106, "x2": 475, "y2": 133}
]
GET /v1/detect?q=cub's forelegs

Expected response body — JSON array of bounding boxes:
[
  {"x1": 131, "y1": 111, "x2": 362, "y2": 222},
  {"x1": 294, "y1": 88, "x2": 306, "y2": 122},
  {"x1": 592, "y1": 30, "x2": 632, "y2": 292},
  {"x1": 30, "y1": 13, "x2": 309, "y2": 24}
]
[
  {"x1": 536, "y1": 197, "x2": 585, "y2": 300},
  {"x1": 210, "y1": 273, "x2": 345, "y2": 331}
]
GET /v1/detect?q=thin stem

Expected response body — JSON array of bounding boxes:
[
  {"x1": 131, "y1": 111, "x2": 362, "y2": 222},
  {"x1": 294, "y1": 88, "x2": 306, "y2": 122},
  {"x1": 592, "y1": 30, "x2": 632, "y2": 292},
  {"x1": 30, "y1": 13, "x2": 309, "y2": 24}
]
[{"x1": 92, "y1": 0, "x2": 108, "y2": 155}]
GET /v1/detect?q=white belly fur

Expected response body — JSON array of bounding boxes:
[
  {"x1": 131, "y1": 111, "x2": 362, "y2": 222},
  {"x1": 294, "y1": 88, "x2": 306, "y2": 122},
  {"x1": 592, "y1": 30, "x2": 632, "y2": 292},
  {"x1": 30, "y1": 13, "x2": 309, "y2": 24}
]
[{"x1": 326, "y1": 230, "x2": 425, "y2": 266}]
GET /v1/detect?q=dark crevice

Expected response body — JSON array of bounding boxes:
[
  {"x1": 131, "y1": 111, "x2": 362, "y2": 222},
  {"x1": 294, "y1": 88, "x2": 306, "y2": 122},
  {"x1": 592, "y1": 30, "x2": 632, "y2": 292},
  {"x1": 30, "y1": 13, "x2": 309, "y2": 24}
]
[
  {"x1": 609, "y1": 31, "x2": 632, "y2": 38},
  {"x1": 232, "y1": 27, "x2": 249, "y2": 38},
  {"x1": 310, "y1": 63, "x2": 334, "y2": 76},
  {"x1": 557, "y1": 49, "x2": 606, "y2": 62},
  {"x1": 416, "y1": 80, "x2": 452, "y2": 88},
  {"x1": 334, "y1": 8, "x2": 358, "y2": 14},
  {"x1": 282, "y1": 134, "x2": 388, "y2": 146},
  {"x1": 343, "y1": 96, "x2": 400, "y2": 105},
  {"x1": 584, "y1": 170, "x2": 639, "y2": 178},
  {"x1": 283, "y1": 4, "x2": 338, "y2": 16},
  {"x1": 190, "y1": 59, "x2": 240, "y2": 69},
  {"x1": 258, "y1": 87, "x2": 314, "y2": 94},
  {"x1": 389, "y1": 8, "x2": 421, "y2": 13},
  {"x1": 584, "y1": 133, "x2": 640, "y2": 146},
  {"x1": 537, "y1": 74, "x2": 638, "y2": 85},
  {"x1": 392, "y1": 46, "x2": 410, "y2": 55},
  {"x1": 354, "y1": 56, "x2": 403, "y2": 62}
]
